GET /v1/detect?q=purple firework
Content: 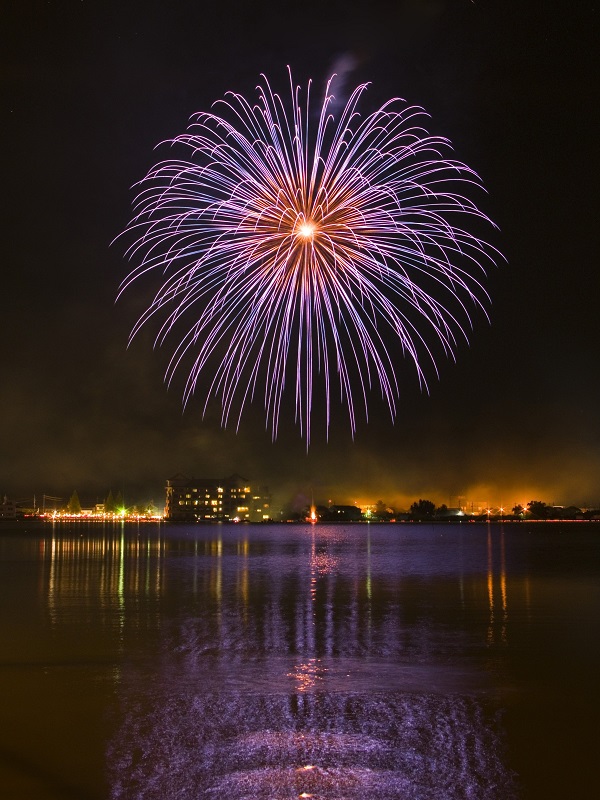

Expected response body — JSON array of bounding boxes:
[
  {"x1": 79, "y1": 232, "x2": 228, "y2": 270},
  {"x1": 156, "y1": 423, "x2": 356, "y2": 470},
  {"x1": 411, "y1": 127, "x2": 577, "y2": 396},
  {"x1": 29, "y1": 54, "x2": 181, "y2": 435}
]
[{"x1": 118, "y1": 70, "x2": 500, "y2": 445}]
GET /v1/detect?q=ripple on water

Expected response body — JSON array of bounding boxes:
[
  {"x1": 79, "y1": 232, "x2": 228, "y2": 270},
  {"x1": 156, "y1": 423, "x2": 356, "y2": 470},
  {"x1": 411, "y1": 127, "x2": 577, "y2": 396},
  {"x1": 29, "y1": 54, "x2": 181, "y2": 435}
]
[{"x1": 108, "y1": 692, "x2": 518, "y2": 799}]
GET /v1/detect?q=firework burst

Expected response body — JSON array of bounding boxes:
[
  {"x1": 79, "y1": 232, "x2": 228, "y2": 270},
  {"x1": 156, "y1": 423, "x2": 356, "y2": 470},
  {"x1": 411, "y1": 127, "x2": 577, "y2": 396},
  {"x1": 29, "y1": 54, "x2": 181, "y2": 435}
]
[{"x1": 118, "y1": 70, "x2": 500, "y2": 445}]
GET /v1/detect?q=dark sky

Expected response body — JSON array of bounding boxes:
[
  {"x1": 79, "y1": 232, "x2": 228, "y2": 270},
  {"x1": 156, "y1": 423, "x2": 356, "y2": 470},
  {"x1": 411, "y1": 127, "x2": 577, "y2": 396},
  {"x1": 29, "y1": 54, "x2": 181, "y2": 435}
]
[{"x1": 2, "y1": 0, "x2": 598, "y2": 511}]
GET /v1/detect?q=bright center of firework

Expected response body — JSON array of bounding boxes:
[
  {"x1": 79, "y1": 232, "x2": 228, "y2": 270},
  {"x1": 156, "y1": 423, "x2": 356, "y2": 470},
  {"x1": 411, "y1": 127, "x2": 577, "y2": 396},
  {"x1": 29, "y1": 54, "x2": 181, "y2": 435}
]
[{"x1": 297, "y1": 221, "x2": 316, "y2": 240}]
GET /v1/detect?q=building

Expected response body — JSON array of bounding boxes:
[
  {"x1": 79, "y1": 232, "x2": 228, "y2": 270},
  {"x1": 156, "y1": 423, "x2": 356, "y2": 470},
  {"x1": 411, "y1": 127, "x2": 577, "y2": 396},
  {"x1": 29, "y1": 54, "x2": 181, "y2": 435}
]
[
  {"x1": 324, "y1": 505, "x2": 363, "y2": 522},
  {"x1": 165, "y1": 474, "x2": 271, "y2": 522},
  {"x1": 0, "y1": 496, "x2": 16, "y2": 520},
  {"x1": 436, "y1": 507, "x2": 465, "y2": 519}
]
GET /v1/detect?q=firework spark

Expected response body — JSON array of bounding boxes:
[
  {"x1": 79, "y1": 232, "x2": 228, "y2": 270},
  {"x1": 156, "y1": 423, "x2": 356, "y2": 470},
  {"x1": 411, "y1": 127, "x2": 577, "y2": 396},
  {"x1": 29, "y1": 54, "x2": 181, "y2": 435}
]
[{"x1": 118, "y1": 70, "x2": 500, "y2": 445}]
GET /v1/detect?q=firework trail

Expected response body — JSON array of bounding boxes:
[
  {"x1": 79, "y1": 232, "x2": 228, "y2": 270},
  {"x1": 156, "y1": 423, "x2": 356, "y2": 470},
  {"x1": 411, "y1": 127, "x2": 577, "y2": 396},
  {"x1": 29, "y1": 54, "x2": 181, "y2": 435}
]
[{"x1": 118, "y1": 70, "x2": 500, "y2": 445}]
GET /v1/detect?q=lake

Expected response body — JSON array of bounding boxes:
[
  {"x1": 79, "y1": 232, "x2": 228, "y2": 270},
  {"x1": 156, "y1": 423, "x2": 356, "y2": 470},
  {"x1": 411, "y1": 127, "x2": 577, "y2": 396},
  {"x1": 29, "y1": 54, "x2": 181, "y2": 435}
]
[{"x1": 1, "y1": 521, "x2": 598, "y2": 799}]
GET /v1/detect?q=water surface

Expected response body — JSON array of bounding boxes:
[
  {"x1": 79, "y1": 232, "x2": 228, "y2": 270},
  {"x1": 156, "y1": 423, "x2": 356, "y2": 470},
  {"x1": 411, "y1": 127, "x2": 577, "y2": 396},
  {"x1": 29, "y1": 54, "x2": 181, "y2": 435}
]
[{"x1": 1, "y1": 522, "x2": 598, "y2": 798}]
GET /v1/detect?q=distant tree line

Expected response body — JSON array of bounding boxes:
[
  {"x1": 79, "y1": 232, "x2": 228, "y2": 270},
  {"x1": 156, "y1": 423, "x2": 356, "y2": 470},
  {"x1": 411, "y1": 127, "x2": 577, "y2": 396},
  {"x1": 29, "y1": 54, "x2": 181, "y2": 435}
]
[
  {"x1": 511, "y1": 500, "x2": 591, "y2": 520},
  {"x1": 279, "y1": 497, "x2": 598, "y2": 522}
]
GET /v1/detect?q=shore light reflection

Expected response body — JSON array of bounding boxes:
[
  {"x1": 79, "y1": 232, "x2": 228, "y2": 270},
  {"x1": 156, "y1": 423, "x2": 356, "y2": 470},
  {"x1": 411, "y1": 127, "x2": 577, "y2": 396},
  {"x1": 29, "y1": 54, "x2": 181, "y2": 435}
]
[
  {"x1": 487, "y1": 527, "x2": 509, "y2": 646},
  {"x1": 0, "y1": 521, "x2": 592, "y2": 798}
]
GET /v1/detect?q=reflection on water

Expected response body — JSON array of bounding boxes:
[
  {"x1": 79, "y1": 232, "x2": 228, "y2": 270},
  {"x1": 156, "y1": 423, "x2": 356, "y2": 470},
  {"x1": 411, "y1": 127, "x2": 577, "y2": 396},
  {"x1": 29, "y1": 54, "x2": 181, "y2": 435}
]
[
  {"x1": 487, "y1": 528, "x2": 508, "y2": 646},
  {"x1": 288, "y1": 657, "x2": 329, "y2": 692},
  {"x1": 100, "y1": 524, "x2": 518, "y2": 798},
  {"x1": 44, "y1": 524, "x2": 165, "y2": 612},
  {"x1": 2, "y1": 522, "x2": 599, "y2": 799},
  {"x1": 109, "y1": 691, "x2": 514, "y2": 799}
]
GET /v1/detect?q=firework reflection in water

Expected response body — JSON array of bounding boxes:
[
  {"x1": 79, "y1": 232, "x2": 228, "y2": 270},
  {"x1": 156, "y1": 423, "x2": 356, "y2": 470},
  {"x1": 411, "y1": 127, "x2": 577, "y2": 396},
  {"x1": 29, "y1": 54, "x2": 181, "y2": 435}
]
[
  {"x1": 108, "y1": 691, "x2": 517, "y2": 800},
  {"x1": 118, "y1": 70, "x2": 500, "y2": 443}
]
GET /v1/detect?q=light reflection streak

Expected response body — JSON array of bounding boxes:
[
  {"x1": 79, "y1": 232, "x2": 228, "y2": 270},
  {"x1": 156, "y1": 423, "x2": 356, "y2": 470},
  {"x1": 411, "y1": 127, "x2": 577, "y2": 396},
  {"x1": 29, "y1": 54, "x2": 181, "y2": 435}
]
[
  {"x1": 487, "y1": 527, "x2": 508, "y2": 646},
  {"x1": 237, "y1": 535, "x2": 249, "y2": 621},
  {"x1": 365, "y1": 526, "x2": 372, "y2": 649},
  {"x1": 458, "y1": 531, "x2": 465, "y2": 611},
  {"x1": 210, "y1": 533, "x2": 223, "y2": 609},
  {"x1": 487, "y1": 529, "x2": 494, "y2": 645},
  {"x1": 47, "y1": 534, "x2": 58, "y2": 627},
  {"x1": 307, "y1": 530, "x2": 317, "y2": 653},
  {"x1": 118, "y1": 527, "x2": 125, "y2": 640},
  {"x1": 524, "y1": 574, "x2": 532, "y2": 623},
  {"x1": 287, "y1": 527, "x2": 344, "y2": 691},
  {"x1": 42, "y1": 525, "x2": 165, "y2": 650},
  {"x1": 500, "y1": 527, "x2": 507, "y2": 643},
  {"x1": 287, "y1": 657, "x2": 329, "y2": 692},
  {"x1": 366, "y1": 525, "x2": 372, "y2": 601}
]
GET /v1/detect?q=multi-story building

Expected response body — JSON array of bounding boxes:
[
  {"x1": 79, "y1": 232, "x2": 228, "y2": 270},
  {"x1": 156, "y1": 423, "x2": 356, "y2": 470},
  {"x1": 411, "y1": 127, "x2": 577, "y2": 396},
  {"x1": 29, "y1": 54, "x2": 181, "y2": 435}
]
[
  {"x1": 0, "y1": 496, "x2": 16, "y2": 520},
  {"x1": 165, "y1": 473, "x2": 271, "y2": 522}
]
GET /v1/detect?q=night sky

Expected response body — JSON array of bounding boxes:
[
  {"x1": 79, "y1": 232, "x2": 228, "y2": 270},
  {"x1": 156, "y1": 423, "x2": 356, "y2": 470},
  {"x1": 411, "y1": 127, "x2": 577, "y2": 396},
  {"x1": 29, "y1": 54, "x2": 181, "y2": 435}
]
[{"x1": 2, "y1": 1, "x2": 598, "y2": 512}]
